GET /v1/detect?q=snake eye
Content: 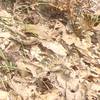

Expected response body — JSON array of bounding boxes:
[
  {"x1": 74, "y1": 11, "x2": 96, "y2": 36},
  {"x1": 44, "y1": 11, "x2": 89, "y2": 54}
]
[{"x1": 94, "y1": 22, "x2": 99, "y2": 27}]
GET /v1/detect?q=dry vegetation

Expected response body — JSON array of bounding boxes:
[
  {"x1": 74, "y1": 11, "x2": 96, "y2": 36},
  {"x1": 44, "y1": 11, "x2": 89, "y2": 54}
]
[{"x1": 0, "y1": 0, "x2": 100, "y2": 100}]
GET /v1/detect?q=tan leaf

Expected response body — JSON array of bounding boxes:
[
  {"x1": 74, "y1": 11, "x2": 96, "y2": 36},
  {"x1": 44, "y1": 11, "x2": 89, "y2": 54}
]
[
  {"x1": 42, "y1": 41, "x2": 66, "y2": 56},
  {"x1": 30, "y1": 45, "x2": 42, "y2": 61},
  {"x1": 62, "y1": 33, "x2": 78, "y2": 45},
  {"x1": 0, "y1": 10, "x2": 12, "y2": 17},
  {"x1": 23, "y1": 24, "x2": 49, "y2": 39},
  {"x1": 0, "y1": 90, "x2": 9, "y2": 100}
]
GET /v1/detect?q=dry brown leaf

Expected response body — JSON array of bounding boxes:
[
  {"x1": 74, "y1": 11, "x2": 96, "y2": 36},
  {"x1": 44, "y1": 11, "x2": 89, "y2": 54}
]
[
  {"x1": 0, "y1": 31, "x2": 11, "y2": 39},
  {"x1": 23, "y1": 24, "x2": 49, "y2": 39},
  {"x1": 35, "y1": 88, "x2": 65, "y2": 100},
  {"x1": 41, "y1": 41, "x2": 67, "y2": 56},
  {"x1": 91, "y1": 83, "x2": 100, "y2": 94},
  {"x1": 0, "y1": 90, "x2": 9, "y2": 100},
  {"x1": 16, "y1": 59, "x2": 44, "y2": 78},
  {"x1": 5, "y1": 42, "x2": 20, "y2": 53},
  {"x1": 90, "y1": 66, "x2": 100, "y2": 76},
  {"x1": 30, "y1": 45, "x2": 42, "y2": 61},
  {"x1": 62, "y1": 33, "x2": 78, "y2": 45},
  {"x1": 0, "y1": 10, "x2": 11, "y2": 17},
  {"x1": 8, "y1": 80, "x2": 31, "y2": 100}
]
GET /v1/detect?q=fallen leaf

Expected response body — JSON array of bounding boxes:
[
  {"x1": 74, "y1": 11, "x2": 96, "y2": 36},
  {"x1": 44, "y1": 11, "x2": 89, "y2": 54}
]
[
  {"x1": 0, "y1": 90, "x2": 9, "y2": 100},
  {"x1": 42, "y1": 41, "x2": 67, "y2": 56}
]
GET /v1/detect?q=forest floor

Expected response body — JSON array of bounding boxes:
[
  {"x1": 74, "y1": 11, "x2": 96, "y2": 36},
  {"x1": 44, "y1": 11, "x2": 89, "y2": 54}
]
[{"x1": 0, "y1": 0, "x2": 100, "y2": 100}]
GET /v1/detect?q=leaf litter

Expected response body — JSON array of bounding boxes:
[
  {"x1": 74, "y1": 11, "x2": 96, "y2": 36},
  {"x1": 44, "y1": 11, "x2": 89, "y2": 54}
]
[{"x1": 0, "y1": 0, "x2": 100, "y2": 100}]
